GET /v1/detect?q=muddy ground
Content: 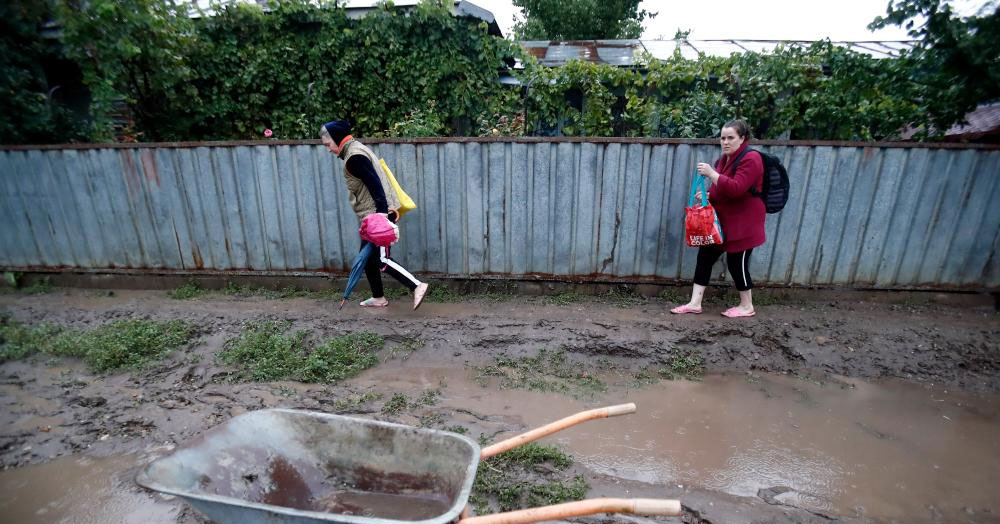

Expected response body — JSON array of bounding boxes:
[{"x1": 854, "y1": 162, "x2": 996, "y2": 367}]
[{"x1": 1, "y1": 285, "x2": 998, "y2": 524}]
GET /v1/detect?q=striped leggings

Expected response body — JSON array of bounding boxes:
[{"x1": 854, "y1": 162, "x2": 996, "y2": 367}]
[
  {"x1": 693, "y1": 246, "x2": 754, "y2": 291},
  {"x1": 362, "y1": 242, "x2": 421, "y2": 298}
]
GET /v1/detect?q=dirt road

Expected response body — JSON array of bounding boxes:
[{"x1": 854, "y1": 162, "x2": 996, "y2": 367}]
[{"x1": 1, "y1": 287, "x2": 998, "y2": 523}]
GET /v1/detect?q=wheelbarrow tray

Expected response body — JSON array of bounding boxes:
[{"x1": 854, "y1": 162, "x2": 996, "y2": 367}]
[{"x1": 136, "y1": 408, "x2": 481, "y2": 524}]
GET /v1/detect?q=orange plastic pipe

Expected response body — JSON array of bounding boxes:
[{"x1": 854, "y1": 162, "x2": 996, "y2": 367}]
[
  {"x1": 457, "y1": 498, "x2": 682, "y2": 524},
  {"x1": 479, "y1": 403, "x2": 636, "y2": 459}
]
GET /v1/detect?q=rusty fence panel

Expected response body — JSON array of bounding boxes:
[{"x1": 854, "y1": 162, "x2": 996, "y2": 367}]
[{"x1": 1, "y1": 140, "x2": 998, "y2": 289}]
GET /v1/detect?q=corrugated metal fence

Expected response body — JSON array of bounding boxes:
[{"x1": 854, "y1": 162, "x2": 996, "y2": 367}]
[{"x1": 1, "y1": 139, "x2": 998, "y2": 289}]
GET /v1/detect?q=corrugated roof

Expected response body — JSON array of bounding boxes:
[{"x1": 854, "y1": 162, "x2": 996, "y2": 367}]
[
  {"x1": 945, "y1": 102, "x2": 1000, "y2": 137},
  {"x1": 519, "y1": 39, "x2": 916, "y2": 67}
]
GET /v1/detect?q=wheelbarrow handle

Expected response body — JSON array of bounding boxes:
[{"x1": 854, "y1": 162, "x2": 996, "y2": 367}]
[
  {"x1": 456, "y1": 497, "x2": 681, "y2": 524},
  {"x1": 480, "y1": 403, "x2": 636, "y2": 459}
]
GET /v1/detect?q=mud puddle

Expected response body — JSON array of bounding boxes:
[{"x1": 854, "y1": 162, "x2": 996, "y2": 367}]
[
  {"x1": 357, "y1": 365, "x2": 1000, "y2": 522},
  {"x1": 0, "y1": 450, "x2": 179, "y2": 524}
]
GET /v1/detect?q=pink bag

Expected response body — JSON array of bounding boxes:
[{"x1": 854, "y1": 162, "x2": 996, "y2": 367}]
[{"x1": 359, "y1": 213, "x2": 399, "y2": 247}]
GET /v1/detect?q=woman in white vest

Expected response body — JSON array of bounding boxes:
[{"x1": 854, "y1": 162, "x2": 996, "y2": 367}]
[{"x1": 321, "y1": 120, "x2": 429, "y2": 310}]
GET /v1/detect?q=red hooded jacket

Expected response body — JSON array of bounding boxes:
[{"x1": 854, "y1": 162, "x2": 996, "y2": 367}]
[{"x1": 708, "y1": 141, "x2": 766, "y2": 252}]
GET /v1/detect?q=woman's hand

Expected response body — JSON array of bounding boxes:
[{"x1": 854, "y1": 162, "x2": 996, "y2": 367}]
[{"x1": 697, "y1": 162, "x2": 720, "y2": 184}]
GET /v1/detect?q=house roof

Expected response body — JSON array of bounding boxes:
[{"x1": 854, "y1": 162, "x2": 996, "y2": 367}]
[
  {"x1": 944, "y1": 102, "x2": 1000, "y2": 138},
  {"x1": 518, "y1": 38, "x2": 915, "y2": 67},
  {"x1": 332, "y1": 0, "x2": 503, "y2": 36}
]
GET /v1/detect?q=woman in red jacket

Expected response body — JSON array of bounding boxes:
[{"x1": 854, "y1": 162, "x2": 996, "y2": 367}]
[{"x1": 672, "y1": 119, "x2": 765, "y2": 318}]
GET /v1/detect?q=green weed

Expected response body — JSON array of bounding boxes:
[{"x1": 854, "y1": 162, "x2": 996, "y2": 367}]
[
  {"x1": 332, "y1": 391, "x2": 384, "y2": 412},
  {"x1": 417, "y1": 388, "x2": 441, "y2": 405},
  {"x1": 218, "y1": 321, "x2": 308, "y2": 381},
  {"x1": 425, "y1": 285, "x2": 462, "y2": 303},
  {"x1": 298, "y1": 332, "x2": 382, "y2": 383},
  {"x1": 386, "y1": 335, "x2": 424, "y2": 360},
  {"x1": 218, "y1": 321, "x2": 383, "y2": 383},
  {"x1": 1, "y1": 317, "x2": 194, "y2": 372},
  {"x1": 473, "y1": 348, "x2": 606, "y2": 398},
  {"x1": 0, "y1": 318, "x2": 61, "y2": 362},
  {"x1": 598, "y1": 286, "x2": 646, "y2": 307},
  {"x1": 545, "y1": 292, "x2": 585, "y2": 306},
  {"x1": 167, "y1": 280, "x2": 206, "y2": 300},
  {"x1": 21, "y1": 277, "x2": 53, "y2": 295},
  {"x1": 471, "y1": 443, "x2": 587, "y2": 514},
  {"x1": 658, "y1": 352, "x2": 705, "y2": 380},
  {"x1": 381, "y1": 393, "x2": 409, "y2": 415}
]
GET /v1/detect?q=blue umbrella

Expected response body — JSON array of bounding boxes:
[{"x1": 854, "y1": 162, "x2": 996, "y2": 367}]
[{"x1": 340, "y1": 242, "x2": 374, "y2": 310}]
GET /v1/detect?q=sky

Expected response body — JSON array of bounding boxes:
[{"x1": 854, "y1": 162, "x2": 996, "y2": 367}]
[{"x1": 472, "y1": 0, "x2": 994, "y2": 41}]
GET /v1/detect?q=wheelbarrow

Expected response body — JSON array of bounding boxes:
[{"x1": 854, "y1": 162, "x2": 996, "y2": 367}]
[{"x1": 136, "y1": 403, "x2": 681, "y2": 524}]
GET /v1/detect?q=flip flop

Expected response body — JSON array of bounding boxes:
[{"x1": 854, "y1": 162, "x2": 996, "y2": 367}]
[
  {"x1": 722, "y1": 307, "x2": 755, "y2": 318},
  {"x1": 359, "y1": 297, "x2": 389, "y2": 307},
  {"x1": 670, "y1": 304, "x2": 702, "y2": 314}
]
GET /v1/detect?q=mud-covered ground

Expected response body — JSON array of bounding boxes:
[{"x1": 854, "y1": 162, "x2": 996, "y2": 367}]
[{"x1": 1, "y1": 286, "x2": 998, "y2": 523}]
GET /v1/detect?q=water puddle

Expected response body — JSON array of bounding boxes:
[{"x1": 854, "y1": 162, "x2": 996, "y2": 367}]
[
  {"x1": 2, "y1": 367, "x2": 998, "y2": 523},
  {"x1": 357, "y1": 365, "x2": 1000, "y2": 521},
  {"x1": 0, "y1": 452, "x2": 178, "y2": 524}
]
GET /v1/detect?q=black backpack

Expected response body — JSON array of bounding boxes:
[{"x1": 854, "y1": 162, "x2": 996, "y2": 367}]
[{"x1": 732, "y1": 148, "x2": 789, "y2": 214}]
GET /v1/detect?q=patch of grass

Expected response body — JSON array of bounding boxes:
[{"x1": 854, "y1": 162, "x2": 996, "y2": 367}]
[
  {"x1": 0, "y1": 318, "x2": 61, "y2": 362},
  {"x1": 658, "y1": 351, "x2": 705, "y2": 380},
  {"x1": 545, "y1": 292, "x2": 585, "y2": 306},
  {"x1": 425, "y1": 285, "x2": 463, "y2": 303},
  {"x1": 471, "y1": 443, "x2": 588, "y2": 514},
  {"x1": 386, "y1": 335, "x2": 424, "y2": 360},
  {"x1": 381, "y1": 286, "x2": 409, "y2": 301},
  {"x1": 298, "y1": 332, "x2": 382, "y2": 383},
  {"x1": 445, "y1": 425, "x2": 468, "y2": 434},
  {"x1": 218, "y1": 321, "x2": 308, "y2": 381},
  {"x1": 217, "y1": 321, "x2": 384, "y2": 383},
  {"x1": 167, "y1": 280, "x2": 206, "y2": 300},
  {"x1": 381, "y1": 393, "x2": 409, "y2": 415},
  {"x1": 332, "y1": 391, "x2": 384, "y2": 412},
  {"x1": 1, "y1": 316, "x2": 194, "y2": 372},
  {"x1": 753, "y1": 290, "x2": 796, "y2": 306},
  {"x1": 220, "y1": 281, "x2": 340, "y2": 300},
  {"x1": 74, "y1": 319, "x2": 196, "y2": 373},
  {"x1": 418, "y1": 411, "x2": 446, "y2": 428},
  {"x1": 598, "y1": 286, "x2": 647, "y2": 307},
  {"x1": 478, "y1": 281, "x2": 517, "y2": 303},
  {"x1": 658, "y1": 287, "x2": 688, "y2": 304},
  {"x1": 473, "y1": 348, "x2": 606, "y2": 398},
  {"x1": 416, "y1": 388, "x2": 441, "y2": 405},
  {"x1": 21, "y1": 277, "x2": 53, "y2": 295}
]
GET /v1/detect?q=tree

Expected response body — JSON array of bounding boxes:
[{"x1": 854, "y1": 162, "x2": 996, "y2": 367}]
[
  {"x1": 57, "y1": 0, "x2": 198, "y2": 141},
  {"x1": 0, "y1": 1, "x2": 88, "y2": 144},
  {"x1": 869, "y1": 0, "x2": 1000, "y2": 132},
  {"x1": 512, "y1": 0, "x2": 656, "y2": 40}
]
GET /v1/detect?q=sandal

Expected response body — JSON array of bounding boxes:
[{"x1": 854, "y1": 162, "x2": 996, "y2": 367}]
[
  {"x1": 670, "y1": 304, "x2": 702, "y2": 314},
  {"x1": 721, "y1": 306, "x2": 755, "y2": 318},
  {"x1": 359, "y1": 297, "x2": 389, "y2": 307}
]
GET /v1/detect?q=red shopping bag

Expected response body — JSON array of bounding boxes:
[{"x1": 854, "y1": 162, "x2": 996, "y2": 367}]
[{"x1": 685, "y1": 177, "x2": 724, "y2": 247}]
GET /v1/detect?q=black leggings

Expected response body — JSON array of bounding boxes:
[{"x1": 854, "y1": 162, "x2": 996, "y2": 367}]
[
  {"x1": 693, "y1": 246, "x2": 754, "y2": 291},
  {"x1": 363, "y1": 242, "x2": 420, "y2": 298}
]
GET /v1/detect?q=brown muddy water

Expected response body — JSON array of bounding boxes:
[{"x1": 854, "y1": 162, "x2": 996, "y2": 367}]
[{"x1": 4, "y1": 369, "x2": 998, "y2": 523}]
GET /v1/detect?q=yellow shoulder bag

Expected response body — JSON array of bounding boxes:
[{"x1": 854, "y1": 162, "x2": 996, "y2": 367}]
[{"x1": 379, "y1": 158, "x2": 417, "y2": 218}]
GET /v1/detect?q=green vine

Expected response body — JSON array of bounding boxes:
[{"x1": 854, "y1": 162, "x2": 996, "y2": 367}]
[{"x1": 0, "y1": 0, "x2": 985, "y2": 143}]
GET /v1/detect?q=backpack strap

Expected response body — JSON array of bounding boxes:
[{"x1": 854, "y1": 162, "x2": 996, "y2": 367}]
[{"x1": 730, "y1": 147, "x2": 765, "y2": 197}]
